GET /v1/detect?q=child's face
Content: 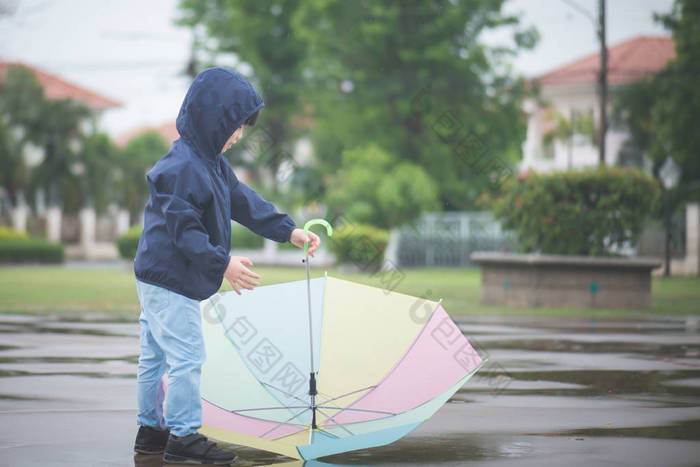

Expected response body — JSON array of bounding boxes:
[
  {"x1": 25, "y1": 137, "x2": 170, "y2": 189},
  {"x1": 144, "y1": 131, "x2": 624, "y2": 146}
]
[{"x1": 222, "y1": 125, "x2": 245, "y2": 152}]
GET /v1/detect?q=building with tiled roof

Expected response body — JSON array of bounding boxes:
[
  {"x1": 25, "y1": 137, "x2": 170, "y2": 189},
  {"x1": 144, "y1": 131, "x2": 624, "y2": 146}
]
[
  {"x1": 0, "y1": 61, "x2": 121, "y2": 110},
  {"x1": 521, "y1": 36, "x2": 675, "y2": 172}
]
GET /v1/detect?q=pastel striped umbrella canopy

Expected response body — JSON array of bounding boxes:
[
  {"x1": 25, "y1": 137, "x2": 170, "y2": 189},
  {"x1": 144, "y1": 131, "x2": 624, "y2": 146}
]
[{"x1": 197, "y1": 276, "x2": 484, "y2": 460}]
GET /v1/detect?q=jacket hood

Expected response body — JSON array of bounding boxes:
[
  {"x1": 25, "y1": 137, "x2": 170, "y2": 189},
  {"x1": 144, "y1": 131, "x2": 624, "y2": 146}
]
[{"x1": 176, "y1": 67, "x2": 264, "y2": 158}]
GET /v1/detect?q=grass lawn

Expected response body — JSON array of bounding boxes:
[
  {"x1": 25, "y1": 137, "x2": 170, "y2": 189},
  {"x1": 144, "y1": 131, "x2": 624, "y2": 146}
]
[{"x1": 0, "y1": 264, "x2": 697, "y2": 318}]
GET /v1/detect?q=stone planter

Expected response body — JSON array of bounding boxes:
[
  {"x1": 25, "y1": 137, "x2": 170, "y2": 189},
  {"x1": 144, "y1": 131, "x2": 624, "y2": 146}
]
[{"x1": 470, "y1": 252, "x2": 662, "y2": 310}]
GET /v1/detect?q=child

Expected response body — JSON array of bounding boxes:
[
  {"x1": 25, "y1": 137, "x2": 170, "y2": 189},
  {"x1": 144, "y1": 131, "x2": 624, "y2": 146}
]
[{"x1": 132, "y1": 67, "x2": 320, "y2": 464}]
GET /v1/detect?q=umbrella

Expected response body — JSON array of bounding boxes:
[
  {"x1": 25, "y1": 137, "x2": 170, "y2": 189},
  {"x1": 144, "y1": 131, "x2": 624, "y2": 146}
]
[{"x1": 194, "y1": 219, "x2": 485, "y2": 460}]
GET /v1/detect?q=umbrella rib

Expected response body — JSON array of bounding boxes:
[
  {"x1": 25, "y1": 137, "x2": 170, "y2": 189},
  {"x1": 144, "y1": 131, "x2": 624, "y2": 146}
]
[
  {"x1": 259, "y1": 383, "x2": 376, "y2": 436},
  {"x1": 260, "y1": 407, "x2": 311, "y2": 438},
  {"x1": 233, "y1": 406, "x2": 308, "y2": 412},
  {"x1": 318, "y1": 406, "x2": 397, "y2": 416},
  {"x1": 203, "y1": 398, "x2": 309, "y2": 427},
  {"x1": 317, "y1": 385, "x2": 377, "y2": 405},
  {"x1": 261, "y1": 381, "x2": 309, "y2": 406},
  {"x1": 315, "y1": 407, "x2": 355, "y2": 437}
]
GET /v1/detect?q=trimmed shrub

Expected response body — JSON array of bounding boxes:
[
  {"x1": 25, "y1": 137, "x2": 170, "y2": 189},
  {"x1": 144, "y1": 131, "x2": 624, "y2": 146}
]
[
  {"x1": 231, "y1": 224, "x2": 264, "y2": 250},
  {"x1": 328, "y1": 223, "x2": 390, "y2": 270},
  {"x1": 492, "y1": 167, "x2": 660, "y2": 256},
  {"x1": 0, "y1": 227, "x2": 29, "y2": 240},
  {"x1": 0, "y1": 235, "x2": 63, "y2": 263},
  {"x1": 116, "y1": 226, "x2": 142, "y2": 260}
]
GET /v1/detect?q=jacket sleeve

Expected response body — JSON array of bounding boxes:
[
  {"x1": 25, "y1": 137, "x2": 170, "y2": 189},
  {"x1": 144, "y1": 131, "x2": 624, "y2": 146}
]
[
  {"x1": 228, "y1": 172, "x2": 297, "y2": 243},
  {"x1": 147, "y1": 166, "x2": 230, "y2": 277}
]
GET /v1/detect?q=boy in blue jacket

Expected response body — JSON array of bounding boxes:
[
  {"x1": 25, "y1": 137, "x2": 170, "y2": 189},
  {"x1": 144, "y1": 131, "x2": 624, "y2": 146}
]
[{"x1": 132, "y1": 67, "x2": 320, "y2": 464}]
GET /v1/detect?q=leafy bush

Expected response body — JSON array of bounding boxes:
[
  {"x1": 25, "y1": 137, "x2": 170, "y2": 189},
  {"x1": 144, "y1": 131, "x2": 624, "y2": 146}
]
[
  {"x1": 327, "y1": 223, "x2": 390, "y2": 269},
  {"x1": 492, "y1": 167, "x2": 660, "y2": 256},
  {"x1": 0, "y1": 236, "x2": 63, "y2": 263},
  {"x1": 230, "y1": 224, "x2": 264, "y2": 249},
  {"x1": 0, "y1": 227, "x2": 29, "y2": 240},
  {"x1": 325, "y1": 144, "x2": 439, "y2": 229},
  {"x1": 116, "y1": 226, "x2": 142, "y2": 260}
]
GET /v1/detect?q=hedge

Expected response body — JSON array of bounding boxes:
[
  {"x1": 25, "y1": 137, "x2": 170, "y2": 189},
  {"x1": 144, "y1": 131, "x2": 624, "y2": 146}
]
[
  {"x1": 230, "y1": 224, "x2": 264, "y2": 249},
  {"x1": 492, "y1": 166, "x2": 660, "y2": 256},
  {"x1": 327, "y1": 223, "x2": 390, "y2": 270},
  {"x1": 116, "y1": 226, "x2": 142, "y2": 260},
  {"x1": 0, "y1": 226, "x2": 29, "y2": 240},
  {"x1": 0, "y1": 229, "x2": 63, "y2": 263}
]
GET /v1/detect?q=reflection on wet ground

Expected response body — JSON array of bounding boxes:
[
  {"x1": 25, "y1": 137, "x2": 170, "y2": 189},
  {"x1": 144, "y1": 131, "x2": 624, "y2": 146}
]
[{"x1": 0, "y1": 313, "x2": 699, "y2": 466}]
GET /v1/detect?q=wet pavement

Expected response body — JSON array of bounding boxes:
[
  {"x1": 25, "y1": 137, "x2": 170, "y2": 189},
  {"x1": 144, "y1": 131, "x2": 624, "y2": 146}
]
[{"x1": 0, "y1": 313, "x2": 699, "y2": 466}]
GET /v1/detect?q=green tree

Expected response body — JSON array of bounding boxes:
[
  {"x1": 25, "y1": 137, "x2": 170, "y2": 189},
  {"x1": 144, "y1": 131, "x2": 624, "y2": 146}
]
[
  {"x1": 0, "y1": 114, "x2": 27, "y2": 210},
  {"x1": 612, "y1": 78, "x2": 657, "y2": 169},
  {"x1": 117, "y1": 132, "x2": 169, "y2": 222},
  {"x1": 76, "y1": 132, "x2": 120, "y2": 213},
  {"x1": 177, "y1": 0, "x2": 308, "y2": 197},
  {"x1": 0, "y1": 67, "x2": 91, "y2": 214},
  {"x1": 614, "y1": 0, "x2": 700, "y2": 197},
  {"x1": 652, "y1": 0, "x2": 700, "y2": 195},
  {"x1": 326, "y1": 144, "x2": 439, "y2": 229},
  {"x1": 542, "y1": 108, "x2": 597, "y2": 168},
  {"x1": 176, "y1": 0, "x2": 538, "y2": 220},
  {"x1": 291, "y1": 0, "x2": 538, "y2": 210},
  {"x1": 28, "y1": 97, "x2": 91, "y2": 213},
  {"x1": 0, "y1": 67, "x2": 44, "y2": 210}
]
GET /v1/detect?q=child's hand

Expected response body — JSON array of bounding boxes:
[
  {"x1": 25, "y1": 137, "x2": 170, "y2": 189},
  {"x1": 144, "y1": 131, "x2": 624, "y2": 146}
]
[
  {"x1": 224, "y1": 256, "x2": 261, "y2": 295},
  {"x1": 290, "y1": 228, "x2": 321, "y2": 257}
]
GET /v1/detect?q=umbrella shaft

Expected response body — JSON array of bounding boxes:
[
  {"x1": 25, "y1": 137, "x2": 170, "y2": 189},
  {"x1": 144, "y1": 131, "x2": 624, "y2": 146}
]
[
  {"x1": 305, "y1": 256, "x2": 314, "y2": 372},
  {"x1": 305, "y1": 257, "x2": 318, "y2": 429}
]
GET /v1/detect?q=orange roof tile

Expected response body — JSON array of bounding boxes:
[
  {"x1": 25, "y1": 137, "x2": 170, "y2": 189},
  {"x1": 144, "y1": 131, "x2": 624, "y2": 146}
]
[
  {"x1": 535, "y1": 36, "x2": 675, "y2": 86},
  {"x1": 0, "y1": 61, "x2": 121, "y2": 110}
]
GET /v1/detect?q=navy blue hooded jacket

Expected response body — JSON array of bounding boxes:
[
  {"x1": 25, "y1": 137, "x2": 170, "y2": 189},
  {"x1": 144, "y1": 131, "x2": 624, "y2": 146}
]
[{"x1": 134, "y1": 67, "x2": 296, "y2": 301}]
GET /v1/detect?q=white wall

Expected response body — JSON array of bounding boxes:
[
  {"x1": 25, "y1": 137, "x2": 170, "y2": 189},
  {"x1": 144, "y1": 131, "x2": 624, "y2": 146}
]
[{"x1": 521, "y1": 83, "x2": 633, "y2": 173}]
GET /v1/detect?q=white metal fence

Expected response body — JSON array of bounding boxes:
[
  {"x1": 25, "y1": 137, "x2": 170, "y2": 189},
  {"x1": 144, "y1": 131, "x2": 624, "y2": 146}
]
[{"x1": 390, "y1": 211, "x2": 517, "y2": 267}]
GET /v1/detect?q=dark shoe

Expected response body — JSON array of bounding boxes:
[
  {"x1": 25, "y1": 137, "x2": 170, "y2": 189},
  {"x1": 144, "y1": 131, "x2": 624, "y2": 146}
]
[
  {"x1": 163, "y1": 433, "x2": 236, "y2": 465},
  {"x1": 134, "y1": 425, "x2": 170, "y2": 454}
]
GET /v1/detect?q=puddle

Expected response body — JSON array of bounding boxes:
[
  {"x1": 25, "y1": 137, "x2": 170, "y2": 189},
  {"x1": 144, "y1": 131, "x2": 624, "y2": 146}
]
[
  {"x1": 0, "y1": 368, "x2": 134, "y2": 379},
  {"x1": 0, "y1": 320, "x2": 134, "y2": 337},
  {"x1": 0, "y1": 393, "x2": 43, "y2": 401},
  {"x1": 533, "y1": 419, "x2": 700, "y2": 441},
  {"x1": 457, "y1": 369, "x2": 700, "y2": 400},
  {"x1": 0, "y1": 313, "x2": 699, "y2": 466},
  {"x1": 319, "y1": 434, "x2": 493, "y2": 464},
  {"x1": 483, "y1": 338, "x2": 700, "y2": 357}
]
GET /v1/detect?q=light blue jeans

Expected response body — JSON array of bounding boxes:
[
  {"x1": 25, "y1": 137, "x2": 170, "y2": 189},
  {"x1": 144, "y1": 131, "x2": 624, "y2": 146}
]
[{"x1": 135, "y1": 279, "x2": 206, "y2": 437}]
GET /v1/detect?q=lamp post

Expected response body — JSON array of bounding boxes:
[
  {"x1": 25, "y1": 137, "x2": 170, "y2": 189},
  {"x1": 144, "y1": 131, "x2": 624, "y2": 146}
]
[{"x1": 659, "y1": 156, "x2": 681, "y2": 277}]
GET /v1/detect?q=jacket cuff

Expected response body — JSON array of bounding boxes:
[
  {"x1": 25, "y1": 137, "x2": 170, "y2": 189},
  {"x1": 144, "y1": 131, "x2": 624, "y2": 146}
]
[{"x1": 278, "y1": 218, "x2": 297, "y2": 243}]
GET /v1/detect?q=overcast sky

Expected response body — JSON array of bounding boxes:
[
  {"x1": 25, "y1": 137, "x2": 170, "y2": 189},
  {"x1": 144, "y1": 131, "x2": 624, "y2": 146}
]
[{"x1": 0, "y1": 0, "x2": 674, "y2": 137}]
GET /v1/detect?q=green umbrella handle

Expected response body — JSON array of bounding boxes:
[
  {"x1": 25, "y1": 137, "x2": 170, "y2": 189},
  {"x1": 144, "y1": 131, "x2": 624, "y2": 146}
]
[{"x1": 303, "y1": 218, "x2": 333, "y2": 256}]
